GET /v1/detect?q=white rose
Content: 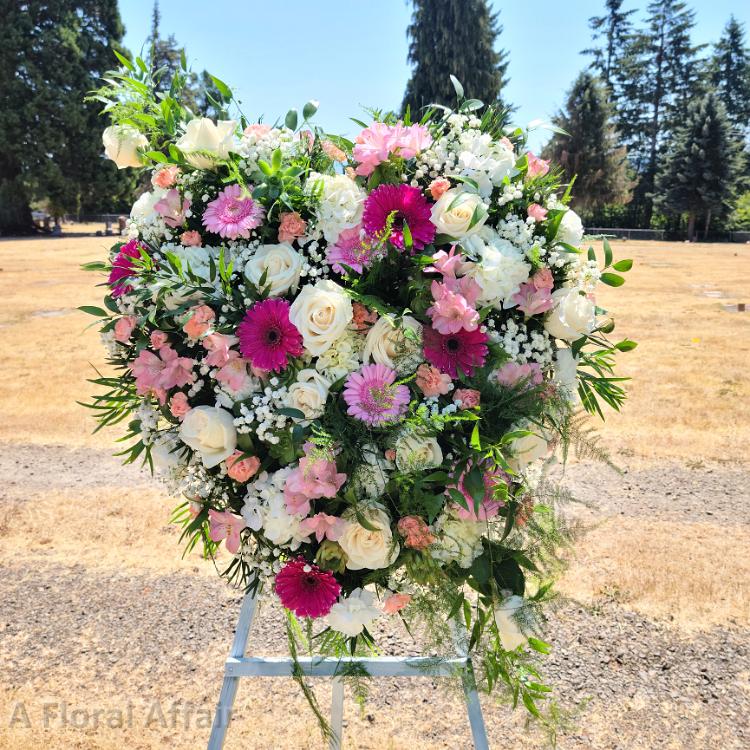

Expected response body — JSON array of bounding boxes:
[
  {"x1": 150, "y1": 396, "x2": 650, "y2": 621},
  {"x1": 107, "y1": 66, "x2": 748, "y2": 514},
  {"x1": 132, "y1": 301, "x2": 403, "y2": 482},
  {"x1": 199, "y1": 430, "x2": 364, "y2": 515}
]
[
  {"x1": 306, "y1": 172, "x2": 365, "y2": 243},
  {"x1": 494, "y1": 595, "x2": 527, "y2": 651},
  {"x1": 556, "y1": 209, "x2": 584, "y2": 247},
  {"x1": 430, "y1": 509, "x2": 483, "y2": 569},
  {"x1": 363, "y1": 315, "x2": 422, "y2": 368},
  {"x1": 462, "y1": 234, "x2": 531, "y2": 307},
  {"x1": 554, "y1": 348, "x2": 580, "y2": 402},
  {"x1": 394, "y1": 432, "x2": 443, "y2": 472},
  {"x1": 326, "y1": 588, "x2": 382, "y2": 637},
  {"x1": 244, "y1": 243, "x2": 303, "y2": 296},
  {"x1": 430, "y1": 189, "x2": 488, "y2": 239},
  {"x1": 544, "y1": 288, "x2": 596, "y2": 341},
  {"x1": 178, "y1": 405, "x2": 237, "y2": 468},
  {"x1": 289, "y1": 279, "x2": 353, "y2": 356},
  {"x1": 285, "y1": 369, "x2": 330, "y2": 421},
  {"x1": 176, "y1": 118, "x2": 238, "y2": 169},
  {"x1": 102, "y1": 125, "x2": 148, "y2": 169},
  {"x1": 507, "y1": 422, "x2": 549, "y2": 473},
  {"x1": 338, "y1": 506, "x2": 399, "y2": 571}
]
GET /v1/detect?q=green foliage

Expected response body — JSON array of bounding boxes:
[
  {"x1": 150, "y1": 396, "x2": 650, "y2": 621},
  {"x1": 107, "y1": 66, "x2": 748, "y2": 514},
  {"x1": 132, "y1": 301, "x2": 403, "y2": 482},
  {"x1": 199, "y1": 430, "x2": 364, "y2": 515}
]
[
  {"x1": 655, "y1": 93, "x2": 744, "y2": 238},
  {"x1": 543, "y1": 72, "x2": 633, "y2": 212},
  {"x1": 401, "y1": 0, "x2": 511, "y2": 114},
  {"x1": 709, "y1": 16, "x2": 750, "y2": 134},
  {"x1": 0, "y1": 0, "x2": 135, "y2": 232}
]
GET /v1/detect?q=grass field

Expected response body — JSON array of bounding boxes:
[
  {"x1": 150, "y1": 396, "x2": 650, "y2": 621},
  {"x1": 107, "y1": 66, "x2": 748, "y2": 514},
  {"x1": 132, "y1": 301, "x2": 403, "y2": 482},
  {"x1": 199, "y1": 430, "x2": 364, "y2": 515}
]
[{"x1": 0, "y1": 230, "x2": 748, "y2": 749}]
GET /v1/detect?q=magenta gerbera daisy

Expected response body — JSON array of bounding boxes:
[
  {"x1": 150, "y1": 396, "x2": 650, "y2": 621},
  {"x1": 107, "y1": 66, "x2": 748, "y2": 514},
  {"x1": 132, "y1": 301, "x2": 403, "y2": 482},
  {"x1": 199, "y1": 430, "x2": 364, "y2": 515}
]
[
  {"x1": 275, "y1": 557, "x2": 341, "y2": 619},
  {"x1": 343, "y1": 363, "x2": 410, "y2": 426},
  {"x1": 423, "y1": 325, "x2": 489, "y2": 378},
  {"x1": 202, "y1": 184, "x2": 265, "y2": 240},
  {"x1": 362, "y1": 184, "x2": 436, "y2": 251},
  {"x1": 108, "y1": 238, "x2": 146, "y2": 297},
  {"x1": 237, "y1": 298, "x2": 303, "y2": 372}
]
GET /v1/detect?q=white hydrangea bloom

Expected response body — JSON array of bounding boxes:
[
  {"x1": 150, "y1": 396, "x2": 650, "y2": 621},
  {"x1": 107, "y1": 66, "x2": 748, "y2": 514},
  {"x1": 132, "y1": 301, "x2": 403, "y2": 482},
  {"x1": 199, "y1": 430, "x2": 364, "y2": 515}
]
[
  {"x1": 326, "y1": 588, "x2": 382, "y2": 637},
  {"x1": 305, "y1": 172, "x2": 365, "y2": 243},
  {"x1": 430, "y1": 509, "x2": 484, "y2": 568}
]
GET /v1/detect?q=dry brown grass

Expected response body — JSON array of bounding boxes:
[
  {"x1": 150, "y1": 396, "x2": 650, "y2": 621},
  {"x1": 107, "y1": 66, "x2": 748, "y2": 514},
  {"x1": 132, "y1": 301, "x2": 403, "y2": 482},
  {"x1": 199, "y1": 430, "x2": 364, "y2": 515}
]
[
  {"x1": 591, "y1": 240, "x2": 750, "y2": 465},
  {"x1": 559, "y1": 517, "x2": 750, "y2": 629}
]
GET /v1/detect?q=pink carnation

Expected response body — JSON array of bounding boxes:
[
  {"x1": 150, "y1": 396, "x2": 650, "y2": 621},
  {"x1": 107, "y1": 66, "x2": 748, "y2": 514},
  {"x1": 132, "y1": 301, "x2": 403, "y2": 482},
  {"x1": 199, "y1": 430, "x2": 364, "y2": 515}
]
[
  {"x1": 225, "y1": 451, "x2": 261, "y2": 483},
  {"x1": 351, "y1": 302, "x2": 378, "y2": 331},
  {"x1": 181, "y1": 230, "x2": 202, "y2": 246},
  {"x1": 415, "y1": 363, "x2": 453, "y2": 397},
  {"x1": 429, "y1": 177, "x2": 451, "y2": 200},
  {"x1": 150, "y1": 330, "x2": 169, "y2": 349},
  {"x1": 152, "y1": 165, "x2": 180, "y2": 189},
  {"x1": 183, "y1": 304, "x2": 215, "y2": 340},
  {"x1": 397, "y1": 516, "x2": 435, "y2": 550},
  {"x1": 202, "y1": 184, "x2": 265, "y2": 240},
  {"x1": 244, "y1": 123, "x2": 272, "y2": 138},
  {"x1": 453, "y1": 388, "x2": 481, "y2": 408},
  {"x1": 383, "y1": 593, "x2": 412, "y2": 614},
  {"x1": 278, "y1": 211, "x2": 307, "y2": 243},
  {"x1": 216, "y1": 358, "x2": 253, "y2": 393},
  {"x1": 321, "y1": 140, "x2": 347, "y2": 162},
  {"x1": 169, "y1": 392, "x2": 190, "y2": 419},
  {"x1": 533, "y1": 268, "x2": 554, "y2": 290}
]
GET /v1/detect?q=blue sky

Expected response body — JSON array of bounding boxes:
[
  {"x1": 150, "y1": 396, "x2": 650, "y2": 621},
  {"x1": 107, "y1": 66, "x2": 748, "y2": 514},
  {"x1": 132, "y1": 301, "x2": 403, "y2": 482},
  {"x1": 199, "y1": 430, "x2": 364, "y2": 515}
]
[{"x1": 119, "y1": 0, "x2": 750, "y2": 150}]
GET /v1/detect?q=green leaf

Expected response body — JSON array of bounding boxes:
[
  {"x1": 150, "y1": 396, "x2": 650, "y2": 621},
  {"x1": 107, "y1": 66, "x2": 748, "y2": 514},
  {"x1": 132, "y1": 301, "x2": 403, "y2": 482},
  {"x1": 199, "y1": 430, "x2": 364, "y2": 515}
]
[
  {"x1": 180, "y1": 48, "x2": 187, "y2": 71},
  {"x1": 271, "y1": 147, "x2": 282, "y2": 172},
  {"x1": 210, "y1": 74, "x2": 232, "y2": 100},
  {"x1": 469, "y1": 554, "x2": 491, "y2": 586},
  {"x1": 614, "y1": 339, "x2": 638, "y2": 352},
  {"x1": 470, "y1": 422, "x2": 481, "y2": 449},
  {"x1": 302, "y1": 100, "x2": 319, "y2": 120},
  {"x1": 285, "y1": 108, "x2": 299, "y2": 131},
  {"x1": 603, "y1": 238, "x2": 613, "y2": 268},
  {"x1": 527, "y1": 637, "x2": 551, "y2": 654},
  {"x1": 402, "y1": 221, "x2": 413, "y2": 252},
  {"x1": 78, "y1": 305, "x2": 108, "y2": 317},
  {"x1": 612, "y1": 258, "x2": 633, "y2": 272},
  {"x1": 464, "y1": 466, "x2": 485, "y2": 511},
  {"x1": 113, "y1": 49, "x2": 134, "y2": 71},
  {"x1": 277, "y1": 407, "x2": 306, "y2": 420},
  {"x1": 449, "y1": 75, "x2": 464, "y2": 99},
  {"x1": 461, "y1": 98, "x2": 484, "y2": 111},
  {"x1": 600, "y1": 272, "x2": 625, "y2": 287},
  {"x1": 423, "y1": 493, "x2": 445, "y2": 524},
  {"x1": 146, "y1": 150, "x2": 169, "y2": 164}
]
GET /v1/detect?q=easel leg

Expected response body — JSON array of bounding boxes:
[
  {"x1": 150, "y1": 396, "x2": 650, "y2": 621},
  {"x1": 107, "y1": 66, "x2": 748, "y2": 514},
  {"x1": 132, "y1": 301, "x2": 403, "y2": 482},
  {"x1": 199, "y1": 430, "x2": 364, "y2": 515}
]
[
  {"x1": 207, "y1": 592, "x2": 259, "y2": 750},
  {"x1": 329, "y1": 677, "x2": 345, "y2": 750},
  {"x1": 461, "y1": 660, "x2": 489, "y2": 750}
]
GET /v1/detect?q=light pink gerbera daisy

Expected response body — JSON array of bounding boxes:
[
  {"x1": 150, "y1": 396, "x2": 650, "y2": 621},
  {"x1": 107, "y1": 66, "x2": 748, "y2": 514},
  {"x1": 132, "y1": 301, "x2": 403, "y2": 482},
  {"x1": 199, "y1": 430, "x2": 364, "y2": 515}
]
[
  {"x1": 236, "y1": 298, "x2": 303, "y2": 372},
  {"x1": 326, "y1": 226, "x2": 374, "y2": 274},
  {"x1": 275, "y1": 557, "x2": 341, "y2": 619},
  {"x1": 362, "y1": 184, "x2": 435, "y2": 251},
  {"x1": 202, "y1": 184, "x2": 265, "y2": 240},
  {"x1": 343, "y1": 363, "x2": 410, "y2": 426}
]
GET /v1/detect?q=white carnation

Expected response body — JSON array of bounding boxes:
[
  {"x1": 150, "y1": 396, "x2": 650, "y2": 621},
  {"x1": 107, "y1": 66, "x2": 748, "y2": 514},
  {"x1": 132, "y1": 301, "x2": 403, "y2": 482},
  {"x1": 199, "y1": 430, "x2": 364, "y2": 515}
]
[{"x1": 306, "y1": 172, "x2": 365, "y2": 243}]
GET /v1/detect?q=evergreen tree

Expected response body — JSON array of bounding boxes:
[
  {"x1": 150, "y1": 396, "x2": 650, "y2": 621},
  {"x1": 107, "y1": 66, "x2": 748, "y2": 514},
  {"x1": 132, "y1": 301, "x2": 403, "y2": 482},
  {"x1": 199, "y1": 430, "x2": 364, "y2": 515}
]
[
  {"x1": 0, "y1": 0, "x2": 133, "y2": 233},
  {"x1": 543, "y1": 72, "x2": 632, "y2": 214},
  {"x1": 582, "y1": 0, "x2": 637, "y2": 92},
  {"x1": 402, "y1": 0, "x2": 510, "y2": 114},
  {"x1": 655, "y1": 93, "x2": 742, "y2": 239},
  {"x1": 709, "y1": 16, "x2": 750, "y2": 133},
  {"x1": 618, "y1": 1, "x2": 706, "y2": 226}
]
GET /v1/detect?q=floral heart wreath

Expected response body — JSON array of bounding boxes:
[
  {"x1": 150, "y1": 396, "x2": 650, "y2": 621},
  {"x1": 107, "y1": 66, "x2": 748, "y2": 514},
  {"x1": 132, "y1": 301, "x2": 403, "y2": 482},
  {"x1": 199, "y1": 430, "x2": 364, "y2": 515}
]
[{"x1": 86, "y1": 59, "x2": 633, "y2": 727}]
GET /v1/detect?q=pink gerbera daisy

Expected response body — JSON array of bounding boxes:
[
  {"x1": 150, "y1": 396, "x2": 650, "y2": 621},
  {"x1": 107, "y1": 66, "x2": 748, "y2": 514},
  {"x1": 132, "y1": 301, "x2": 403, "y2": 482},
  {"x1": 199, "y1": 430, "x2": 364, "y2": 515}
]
[
  {"x1": 343, "y1": 363, "x2": 410, "y2": 426},
  {"x1": 326, "y1": 225, "x2": 374, "y2": 274},
  {"x1": 108, "y1": 239, "x2": 146, "y2": 297},
  {"x1": 275, "y1": 557, "x2": 341, "y2": 619},
  {"x1": 362, "y1": 184, "x2": 435, "y2": 251},
  {"x1": 422, "y1": 325, "x2": 489, "y2": 378},
  {"x1": 237, "y1": 298, "x2": 303, "y2": 372},
  {"x1": 202, "y1": 184, "x2": 265, "y2": 240}
]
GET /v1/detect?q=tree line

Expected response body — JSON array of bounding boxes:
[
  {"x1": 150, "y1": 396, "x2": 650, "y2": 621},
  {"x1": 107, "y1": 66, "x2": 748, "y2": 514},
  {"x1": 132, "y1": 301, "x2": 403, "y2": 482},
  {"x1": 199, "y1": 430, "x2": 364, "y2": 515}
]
[
  {"x1": 0, "y1": 1, "x2": 219, "y2": 235},
  {"x1": 402, "y1": 0, "x2": 750, "y2": 240}
]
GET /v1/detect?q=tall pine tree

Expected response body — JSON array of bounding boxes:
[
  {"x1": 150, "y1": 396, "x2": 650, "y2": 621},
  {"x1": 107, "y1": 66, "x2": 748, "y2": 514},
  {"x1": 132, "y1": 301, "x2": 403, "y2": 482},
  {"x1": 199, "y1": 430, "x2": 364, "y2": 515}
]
[
  {"x1": 0, "y1": 0, "x2": 134, "y2": 233},
  {"x1": 582, "y1": 0, "x2": 637, "y2": 93},
  {"x1": 616, "y1": 1, "x2": 706, "y2": 227},
  {"x1": 655, "y1": 93, "x2": 742, "y2": 239},
  {"x1": 543, "y1": 72, "x2": 633, "y2": 214},
  {"x1": 402, "y1": 0, "x2": 509, "y2": 114},
  {"x1": 709, "y1": 17, "x2": 750, "y2": 134}
]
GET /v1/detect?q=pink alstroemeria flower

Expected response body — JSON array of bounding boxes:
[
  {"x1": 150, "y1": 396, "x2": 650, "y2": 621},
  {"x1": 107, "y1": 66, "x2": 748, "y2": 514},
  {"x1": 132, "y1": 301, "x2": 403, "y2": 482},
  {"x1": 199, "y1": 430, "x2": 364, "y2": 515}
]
[
  {"x1": 299, "y1": 513, "x2": 346, "y2": 543},
  {"x1": 208, "y1": 509, "x2": 246, "y2": 554},
  {"x1": 154, "y1": 188, "x2": 190, "y2": 228}
]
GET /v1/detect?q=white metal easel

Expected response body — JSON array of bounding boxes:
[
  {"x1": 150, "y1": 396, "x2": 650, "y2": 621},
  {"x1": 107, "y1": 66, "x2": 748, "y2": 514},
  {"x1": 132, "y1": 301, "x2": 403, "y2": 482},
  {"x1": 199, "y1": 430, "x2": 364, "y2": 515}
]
[{"x1": 207, "y1": 591, "x2": 490, "y2": 749}]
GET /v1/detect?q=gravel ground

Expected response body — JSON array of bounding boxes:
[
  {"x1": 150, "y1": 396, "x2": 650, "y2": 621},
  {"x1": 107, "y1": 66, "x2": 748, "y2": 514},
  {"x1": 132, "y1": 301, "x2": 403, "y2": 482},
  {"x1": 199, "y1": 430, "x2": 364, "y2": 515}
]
[{"x1": 1, "y1": 445, "x2": 748, "y2": 749}]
